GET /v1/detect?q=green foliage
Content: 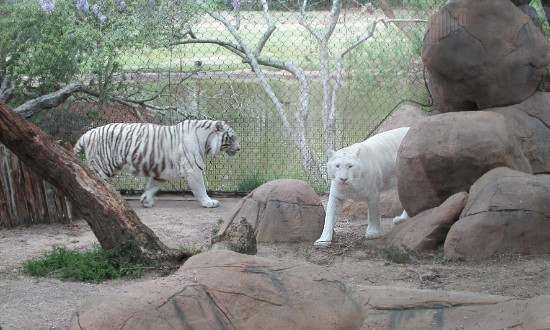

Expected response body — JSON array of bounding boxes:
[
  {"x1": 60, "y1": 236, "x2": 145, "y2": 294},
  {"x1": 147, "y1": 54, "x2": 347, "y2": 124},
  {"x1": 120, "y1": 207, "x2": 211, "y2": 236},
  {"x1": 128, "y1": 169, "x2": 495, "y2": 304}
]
[
  {"x1": 347, "y1": 33, "x2": 418, "y2": 93},
  {"x1": 22, "y1": 245, "x2": 144, "y2": 283},
  {"x1": 310, "y1": 182, "x2": 329, "y2": 194},
  {"x1": 375, "y1": 0, "x2": 446, "y2": 10},
  {"x1": 179, "y1": 244, "x2": 202, "y2": 254},
  {"x1": 211, "y1": 218, "x2": 225, "y2": 235},
  {"x1": 1, "y1": 0, "x2": 86, "y2": 98},
  {"x1": 237, "y1": 172, "x2": 267, "y2": 192},
  {"x1": 0, "y1": 0, "x2": 207, "y2": 105}
]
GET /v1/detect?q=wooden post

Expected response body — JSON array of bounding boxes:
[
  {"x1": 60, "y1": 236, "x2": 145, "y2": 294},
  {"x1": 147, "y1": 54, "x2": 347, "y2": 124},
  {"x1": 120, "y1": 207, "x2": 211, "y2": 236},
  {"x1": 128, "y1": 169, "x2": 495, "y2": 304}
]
[{"x1": 0, "y1": 143, "x2": 72, "y2": 228}]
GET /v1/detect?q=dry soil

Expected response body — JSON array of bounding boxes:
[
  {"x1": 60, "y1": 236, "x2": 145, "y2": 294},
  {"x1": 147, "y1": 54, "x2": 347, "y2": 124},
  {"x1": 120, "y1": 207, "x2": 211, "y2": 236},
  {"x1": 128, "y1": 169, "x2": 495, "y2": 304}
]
[{"x1": 1, "y1": 194, "x2": 550, "y2": 329}]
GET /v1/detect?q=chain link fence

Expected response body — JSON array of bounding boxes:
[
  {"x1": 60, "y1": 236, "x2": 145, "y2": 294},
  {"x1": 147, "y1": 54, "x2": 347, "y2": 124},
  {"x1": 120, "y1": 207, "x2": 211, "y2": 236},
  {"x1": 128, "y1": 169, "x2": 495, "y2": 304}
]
[{"x1": 11, "y1": 0, "x2": 450, "y2": 194}]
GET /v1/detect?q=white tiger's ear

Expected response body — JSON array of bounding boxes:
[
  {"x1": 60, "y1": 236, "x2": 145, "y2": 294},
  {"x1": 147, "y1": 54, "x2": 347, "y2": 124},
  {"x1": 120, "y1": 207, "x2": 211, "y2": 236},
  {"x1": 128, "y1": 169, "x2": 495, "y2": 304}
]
[
  {"x1": 327, "y1": 149, "x2": 335, "y2": 159},
  {"x1": 355, "y1": 148, "x2": 361, "y2": 157},
  {"x1": 216, "y1": 121, "x2": 225, "y2": 132}
]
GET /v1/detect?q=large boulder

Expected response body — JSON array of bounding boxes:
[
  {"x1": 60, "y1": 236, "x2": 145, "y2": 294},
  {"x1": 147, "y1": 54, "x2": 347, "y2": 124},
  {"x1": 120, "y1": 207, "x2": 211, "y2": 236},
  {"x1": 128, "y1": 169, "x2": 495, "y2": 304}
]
[
  {"x1": 397, "y1": 111, "x2": 531, "y2": 217},
  {"x1": 69, "y1": 251, "x2": 550, "y2": 330},
  {"x1": 378, "y1": 104, "x2": 434, "y2": 133},
  {"x1": 490, "y1": 92, "x2": 550, "y2": 174},
  {"x1": 213, "y1": 179, "x2": 325, "y2": 243},
  {"x1": 422, "y1": 0, "x2": 550, "y2": 112},
  {"x1": 357, "y1": 286, "x2": 550, "y2": 329},
  {"x1": 387, "y1": 191, "x2": 468, "y2": 251},
  {"x1": 70, "y1": 250, "x2": 363, "y2": 330},
  {"x1": 211, "y1": 216, "x2": 257, "y2": 255},
  {"x1": 506, "y1": 92, "x2": 550, "y2": 127},
  {"x1": 444, "y1": 167, "x2": 550, "y2": 261}
]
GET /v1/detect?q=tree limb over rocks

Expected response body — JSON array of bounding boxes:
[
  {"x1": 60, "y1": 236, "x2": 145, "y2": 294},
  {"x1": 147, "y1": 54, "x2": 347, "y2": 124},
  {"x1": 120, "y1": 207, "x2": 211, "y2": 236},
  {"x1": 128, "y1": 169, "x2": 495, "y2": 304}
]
[
  {"x1": 12, "y1": 81, "x2": 178, "y2": 122},
  {"x1": 0, "y1": 74, "x2": 15, "y2": 103},
  {"x1": 0, "y1": 100, "x2": 190, "y2": 266},
  {"x1": 15, "y1": 84, "x2": 83, "y2": 119}
]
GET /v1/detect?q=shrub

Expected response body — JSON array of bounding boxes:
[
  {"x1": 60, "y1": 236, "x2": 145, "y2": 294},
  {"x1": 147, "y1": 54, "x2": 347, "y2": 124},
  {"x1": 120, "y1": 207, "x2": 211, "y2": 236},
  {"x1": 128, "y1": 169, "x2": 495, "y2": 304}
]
[
  {"x1": 237, "y1": 172, "x2": 266, "y2": 192},
  {"x1": 22, "y1": 245, "x2": 144, "y2": 283}
]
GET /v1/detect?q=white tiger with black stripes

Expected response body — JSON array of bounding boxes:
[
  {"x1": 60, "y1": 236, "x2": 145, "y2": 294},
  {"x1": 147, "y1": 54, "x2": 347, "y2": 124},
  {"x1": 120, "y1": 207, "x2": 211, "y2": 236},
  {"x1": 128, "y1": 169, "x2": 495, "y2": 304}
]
[{"x1": 74, "y1": 120, "x2": 240, "y2": 208}]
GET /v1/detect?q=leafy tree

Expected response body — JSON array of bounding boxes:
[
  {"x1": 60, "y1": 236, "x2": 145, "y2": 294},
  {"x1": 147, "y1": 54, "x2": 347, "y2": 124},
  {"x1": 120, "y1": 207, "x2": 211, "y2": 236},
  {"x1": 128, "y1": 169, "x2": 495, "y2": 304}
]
[
  {"x1": 1, "y1": 0, "x2": 205, "y2": 106},
  {"x1": 0, "y1": 0, "x2": 90, "y2": 100}
]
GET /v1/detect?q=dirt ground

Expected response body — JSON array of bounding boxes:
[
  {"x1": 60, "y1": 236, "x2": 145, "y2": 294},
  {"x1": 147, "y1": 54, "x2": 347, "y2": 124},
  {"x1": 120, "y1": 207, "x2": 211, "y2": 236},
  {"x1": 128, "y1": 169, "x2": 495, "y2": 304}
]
[{"x1": 2, "y1": 194, "x2": 550, "y2": 330}]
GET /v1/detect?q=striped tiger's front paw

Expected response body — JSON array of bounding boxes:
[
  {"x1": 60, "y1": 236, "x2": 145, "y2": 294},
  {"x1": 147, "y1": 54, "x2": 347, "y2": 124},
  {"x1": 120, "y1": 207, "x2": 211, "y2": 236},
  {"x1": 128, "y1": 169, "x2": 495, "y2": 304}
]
[
  {"x1": 140, "y1": 195, "x2": 155, "y2": 208},
  {"x1": 201, "y1": 199, "x2": 219, "y2": 208}
]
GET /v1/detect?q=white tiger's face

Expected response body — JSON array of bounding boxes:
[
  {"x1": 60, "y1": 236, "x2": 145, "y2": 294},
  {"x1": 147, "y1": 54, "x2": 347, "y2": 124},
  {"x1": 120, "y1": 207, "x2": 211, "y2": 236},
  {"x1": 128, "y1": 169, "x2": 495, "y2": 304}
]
[
  {"x1": 327, "y1": 149, "x2": 362, "y2": 186},
  {"x1": 220, "y1": 125, "x2": 240, "y2": 157}
]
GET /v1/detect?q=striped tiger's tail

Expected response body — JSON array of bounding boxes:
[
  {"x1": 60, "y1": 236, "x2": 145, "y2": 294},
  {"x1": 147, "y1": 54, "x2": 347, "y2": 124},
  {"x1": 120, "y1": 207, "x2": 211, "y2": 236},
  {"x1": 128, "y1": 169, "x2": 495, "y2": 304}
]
[{"x1": 73, "y1": 133, "x2": 87, "y2": 155}]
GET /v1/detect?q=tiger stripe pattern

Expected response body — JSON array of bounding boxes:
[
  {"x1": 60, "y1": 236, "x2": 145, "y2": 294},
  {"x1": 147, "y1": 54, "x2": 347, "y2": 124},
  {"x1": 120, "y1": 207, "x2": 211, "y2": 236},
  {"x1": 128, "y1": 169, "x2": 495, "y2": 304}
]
[{"x1": 74, "y1": 120, "x2": 240, "y2": 208}]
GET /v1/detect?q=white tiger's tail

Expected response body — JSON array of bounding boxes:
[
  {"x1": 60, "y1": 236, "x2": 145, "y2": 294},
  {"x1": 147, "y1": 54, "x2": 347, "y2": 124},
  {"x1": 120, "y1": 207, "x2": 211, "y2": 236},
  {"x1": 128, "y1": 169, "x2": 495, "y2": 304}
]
[{"x1": 73, "y1": 133, "x2": 87, "y2": 155}]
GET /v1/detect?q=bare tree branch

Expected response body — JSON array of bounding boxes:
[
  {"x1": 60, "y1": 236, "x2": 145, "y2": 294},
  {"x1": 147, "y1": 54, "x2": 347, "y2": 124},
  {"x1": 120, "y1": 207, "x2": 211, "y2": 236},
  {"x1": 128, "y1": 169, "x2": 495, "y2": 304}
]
[
  {"x1": 182, "y1": 0, "x2": 322, "y2": 180},
  {"x1": 322, "y1": 0, "x2": 343, "y2": 43},
  {"x1": 0, "y1": 74, "x2": 15, "y2": 103},
  {"x1": 299, "y1": 0, "x2": 322, "y2": 39},
  {"x1": 12, "y1": 79, "x2": 181, "y2": 122},
  {"x1": 79, "y1": 87, "x2": 178, "y2": 121},
  {"x1": 171, "y1": 38, "x2": 246, "y2": 58},
  {"x1": 15, "y1": 84, "x2": 83, "y2": 119},
  {"x1": 329, "y1": 18, "x2": 427, "y2": 137},
  {"x1": 173, "y1": 28, "x2": 198, "y2": 39},
  {"x1": 254, "y1": 3, "x2": 277, "y2": 56},
  {"x1": 299, "y1": 0, "x2": 343, "y2": 154},
  {"x1": 173, "y1": 1, "x2": 427, "y2": 183}
]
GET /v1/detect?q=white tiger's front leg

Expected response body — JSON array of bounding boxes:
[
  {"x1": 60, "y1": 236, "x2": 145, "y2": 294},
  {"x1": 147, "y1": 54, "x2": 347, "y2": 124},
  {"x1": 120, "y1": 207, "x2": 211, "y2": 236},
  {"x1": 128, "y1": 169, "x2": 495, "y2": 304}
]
[
  {"x1": 186, "y1": 169, "x2": 219, "y2": 208},
  {"x1": 314, "y1": 187, "x2": 345, "y2": 247},
  {"x1": 141, "y1": 178, "x2": 165, "y2": 208},
  {"x1": 365, "y1": 190, "x2": 382, "y2": 239}
]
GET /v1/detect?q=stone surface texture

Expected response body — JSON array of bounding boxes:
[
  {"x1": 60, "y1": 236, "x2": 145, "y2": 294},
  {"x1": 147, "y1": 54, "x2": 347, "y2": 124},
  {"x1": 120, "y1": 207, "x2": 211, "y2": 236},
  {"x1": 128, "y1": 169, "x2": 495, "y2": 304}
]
[
  {"x1": 70, "y1": 250, "x2": 550, "y2": 330},
  {"x1": 444, "y1": 167, "x2": 550, "y2": 261},
  {"x1": 422, "y1": 0, "x2": 550, "y2": 112},
  {"x1": 397, "y1": 111, "x2": 531, "y2": 217},
  {"x1": 70, "y1": 250, "x2": 363, "y2": 330},
  {"x1": 213, "y1": 179, "x2": 325, "y2": 243},
  {"x1": 388, "y1": 191, "x2": 468, "y2": 251}
]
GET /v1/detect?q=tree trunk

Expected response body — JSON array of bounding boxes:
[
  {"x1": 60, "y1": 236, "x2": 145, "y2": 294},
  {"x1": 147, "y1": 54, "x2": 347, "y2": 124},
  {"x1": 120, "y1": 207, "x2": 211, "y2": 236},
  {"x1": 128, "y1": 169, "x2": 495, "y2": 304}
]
[{"x1": 0, "y1": 100, "x2": 188, "y2": 265}]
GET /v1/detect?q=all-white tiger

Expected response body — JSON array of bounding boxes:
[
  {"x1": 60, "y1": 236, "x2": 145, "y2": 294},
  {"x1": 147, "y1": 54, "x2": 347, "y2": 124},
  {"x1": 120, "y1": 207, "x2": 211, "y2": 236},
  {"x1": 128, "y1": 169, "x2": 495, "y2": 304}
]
[
  {"x1": 315, "y1": 127, "x2": 410, "y2": 247},
  {"x1": 74, "y1": 119, "x2": 240, "y2": 208}
]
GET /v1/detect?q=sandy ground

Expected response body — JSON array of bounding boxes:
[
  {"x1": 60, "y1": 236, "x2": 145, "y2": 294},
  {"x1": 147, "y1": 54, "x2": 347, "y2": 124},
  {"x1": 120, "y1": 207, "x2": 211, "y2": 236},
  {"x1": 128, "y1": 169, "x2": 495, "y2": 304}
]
[{"x1": 2, "y1": 194, "x2": 550, "y2": 329}]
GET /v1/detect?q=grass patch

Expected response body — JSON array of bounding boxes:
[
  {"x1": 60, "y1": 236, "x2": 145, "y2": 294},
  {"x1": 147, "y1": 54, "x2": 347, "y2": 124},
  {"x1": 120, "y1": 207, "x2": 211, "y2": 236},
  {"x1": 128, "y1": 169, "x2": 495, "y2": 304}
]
[
  {"x1": 237, "y1": 172, "x2": 267, "y2": 192},
  {"x1": 178, "y1": 244, "x2": 202, "y2": 255},
  {"x1": 22, "y1": 245, "x2": 144, "y2": 283},
  {"x1": 211, "y1": 218, "x2": 224, "y2": 236}
]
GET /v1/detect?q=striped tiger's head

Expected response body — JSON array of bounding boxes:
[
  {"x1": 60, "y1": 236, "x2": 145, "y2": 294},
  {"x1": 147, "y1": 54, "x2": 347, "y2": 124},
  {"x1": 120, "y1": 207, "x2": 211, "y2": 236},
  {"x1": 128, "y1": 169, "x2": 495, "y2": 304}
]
[{"x1": 213, "y1": 121, "x2": 240, "y2": 157}]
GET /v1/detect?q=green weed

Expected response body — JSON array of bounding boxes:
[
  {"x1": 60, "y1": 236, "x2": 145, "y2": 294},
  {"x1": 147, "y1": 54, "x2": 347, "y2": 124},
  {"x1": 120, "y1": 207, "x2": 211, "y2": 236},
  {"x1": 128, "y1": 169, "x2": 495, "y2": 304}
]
[
  {"x1": 237, "y1": 172, "x2": 267, "y2": 192},
  {"x1": 178, "y1": 245, "x2": 202, "y2": 254},
  {"x1": 22, "y1": 245, "x2": 144, "y2": 283},
  {"x1": 211, "y1": 218, "x2": 225, "y2": 235}
]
